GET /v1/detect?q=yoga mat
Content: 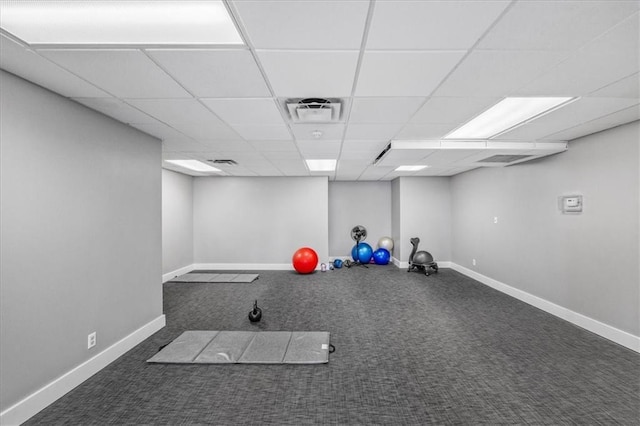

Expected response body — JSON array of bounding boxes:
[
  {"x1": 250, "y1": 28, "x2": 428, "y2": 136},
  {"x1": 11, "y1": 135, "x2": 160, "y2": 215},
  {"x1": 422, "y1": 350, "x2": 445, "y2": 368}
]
[
  {"x1": 170, "y1": 273, "x2": 259, "y2": 283},
  {"x1": 147, "y1": 331, "x2": 331, "y2": 364}
]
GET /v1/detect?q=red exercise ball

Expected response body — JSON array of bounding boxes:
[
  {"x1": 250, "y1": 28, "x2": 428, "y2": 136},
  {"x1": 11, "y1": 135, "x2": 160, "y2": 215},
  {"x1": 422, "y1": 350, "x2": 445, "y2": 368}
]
[{"x1": 292, "y1": 247, "x2": 318, "y2": 274}]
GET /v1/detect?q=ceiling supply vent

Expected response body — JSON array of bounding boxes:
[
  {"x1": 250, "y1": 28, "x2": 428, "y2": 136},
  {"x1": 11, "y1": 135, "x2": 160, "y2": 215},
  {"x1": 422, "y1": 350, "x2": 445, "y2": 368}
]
[
  {"x1": 373, "y1": 143, "x2": 392, "y2": 165},
  {"x1": 286, "y1": 98, "x2": 342, "y2": 123},
  {"x1": 208, "y1": 159, "x2": 238, "y2": 165},
  {"x1": 478, "y1": 154, "x2": 533, "y2": 164}
]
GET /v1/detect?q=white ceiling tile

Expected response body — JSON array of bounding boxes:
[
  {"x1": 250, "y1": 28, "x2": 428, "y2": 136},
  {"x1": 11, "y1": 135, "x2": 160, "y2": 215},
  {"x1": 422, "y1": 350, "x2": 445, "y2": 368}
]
[
  {"x1": 249, "y1": 140, "x2": 298, "y2": 152},
  {"x1": 434, "y1": 50, "x2": 569, "y2": 97},
  {"x1": 262, "y1": 151, "x2": 302, "y2": 160},
  {"x1": 515, "y1": 14, "x2": 639, "y2": 96},
  {"x1": 542, "y1": 104, "x2": 640, "y2": 141},
  {"x1": 233, "y1": 0, "x2": 369, "y2": 49},
  {"x1": 257, "y1": 50, "x2": 359, "y2": 97},
  {"x1": 125, "y1": 99, "x2": 224, "y2": 126},
  {"x1": 147, "y1": 49, "x2": 270, "y2": 97},
  {"x1": 73, "y1": 97, "x2": 157, "y2": 124},
  {"x1": 587, "y1": 73, "x2": 639, "y2": 98},
  {"x1": 368, "y1": 1, "x2": 510, "y2": 49},
  {"x1": 338, "y1": 151, "x2": 377, "y2": 163},
  {"x1": 297, "y1": 140, "x2": 342, "y2": 157},
  {"x1": 171, "y1": 122, "x2": 242, "y2": 140},
  {"x1": 201, "y1": 98, "x2": 285, "y2": 125},
  {"x1": 497, "y1": 97, "x2": 639, "y2": 140},
  {"x1": 341, "y1": 139, "x2": 388, "y2": 151},
  {"x1": 193, "y1": 139, "x2": 254, "y2": 152},
  {"x1": 161, "y1": 138, "x2": 208, "y2": 152},
  {"x1": 0, "y1": 35, "x2": 109, "y2": 98},
  {"x1": 478, "y1": 1, "x2": 639, "y2": 50},
  {"x1": 231, "y1": 124, "x2": 292, "y2": 141},
  {"x1": 38, "y1": 49, "x2": 191, "y2": 98},
  {"x1": 395, "y1": 123, "x2": 456, "y2": 140},
  {"x1": 356, "y1": 51, "x2": 466, "y2": 96},
  {"x1": 410, "y1": 97, "x2": 498, "y2": 124},
  {"x1": 349, "y1": 97, "x2": 426, "y2": 123},
  {"x1": 359, "y1": 166, "x2": 395, "y2": 180},
  {"x1": 291, "y1": 124, "x2": 345, "y2": 141},
  {"x1": 130, "y1": 122, "x2": 187, "y2": 140},
  {"x1": 345, "y1": 123, "x2": 404, "y2": 140}
]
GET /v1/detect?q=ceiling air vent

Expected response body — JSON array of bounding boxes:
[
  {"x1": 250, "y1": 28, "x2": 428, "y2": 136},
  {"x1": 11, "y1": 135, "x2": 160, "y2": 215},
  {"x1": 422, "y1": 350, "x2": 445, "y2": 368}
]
[
  {"x1": 286, "y1": 98, "x2": 342, "y2": 123},
  {"x1": 208, "y1": 159, "x2": 238, "y2": 165},
  {"x1": 478, "y1": 154, "x2": 533, "y2": 164}
]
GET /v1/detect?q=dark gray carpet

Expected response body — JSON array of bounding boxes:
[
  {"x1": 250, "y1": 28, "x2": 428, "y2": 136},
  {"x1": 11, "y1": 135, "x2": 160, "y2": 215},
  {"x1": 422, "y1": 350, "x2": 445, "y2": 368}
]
[{"x1": 25, "y1": 267, "x2": 640, "y2": 425}]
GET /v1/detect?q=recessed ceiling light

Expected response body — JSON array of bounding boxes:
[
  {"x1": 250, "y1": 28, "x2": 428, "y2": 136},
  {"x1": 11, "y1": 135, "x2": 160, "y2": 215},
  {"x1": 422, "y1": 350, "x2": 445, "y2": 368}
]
[
  {"x1": 444, "y1": 97, "x2": 576, "y2": 139},
  {"x1": 166, "y1": 160, "x2": 222, "y2": 173},
  {"x1": 306, "y1": 159, "x2": 336, "y2": 172},
  {"x1": 0, "y1": 1, "x2": 244, "y2": 46},
  {"x1": 395, "y1": 165, "x2": 428, "y2": 172}
]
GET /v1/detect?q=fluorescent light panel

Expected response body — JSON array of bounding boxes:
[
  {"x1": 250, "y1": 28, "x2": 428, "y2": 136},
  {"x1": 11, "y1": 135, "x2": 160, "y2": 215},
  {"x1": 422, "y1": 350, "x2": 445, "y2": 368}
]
[
  {"x1": 166, "y1": 160, "x2": 221, "y2": 173},
  {"x1": 395, "y1": 165, "x2": 428, "y2": 172},
  {"x1": 306, "y1": 159, "x2": 336, "y2": 171},
  {"x1": 445, "y1": 97, "x2": 575, "y2": 139},
  {"x1": 0, "y1": 1, "x2": 243, "y2": 46}
]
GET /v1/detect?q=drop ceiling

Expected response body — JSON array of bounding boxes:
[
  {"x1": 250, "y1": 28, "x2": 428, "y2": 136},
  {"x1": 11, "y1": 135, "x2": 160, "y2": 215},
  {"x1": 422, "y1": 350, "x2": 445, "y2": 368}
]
[{"x1": 0, "y1": 0, "x2": 638, "y2": 180}]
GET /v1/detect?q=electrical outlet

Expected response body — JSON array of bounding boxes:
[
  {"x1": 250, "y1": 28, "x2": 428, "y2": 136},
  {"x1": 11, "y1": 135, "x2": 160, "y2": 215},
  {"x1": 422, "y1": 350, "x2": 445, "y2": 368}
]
[
  {"x1": 88, "y1": 332, "x2": 96, "y2": 349},
  {"x1": 472, "y1": 259, "x2": 476, "y2": 266}
]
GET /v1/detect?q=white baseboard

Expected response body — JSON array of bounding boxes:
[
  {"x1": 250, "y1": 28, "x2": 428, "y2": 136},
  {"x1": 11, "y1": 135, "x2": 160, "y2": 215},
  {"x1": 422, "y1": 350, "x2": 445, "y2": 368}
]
[
  {"x1": 163, "y1": 265, "x2": 194, "y2": 283},
  {"x1": 0, "y1": 315, "x2": 166, "y2": 426},
  {"x1": 449, "y1": 263, "x2": 640, "y2": 353}
]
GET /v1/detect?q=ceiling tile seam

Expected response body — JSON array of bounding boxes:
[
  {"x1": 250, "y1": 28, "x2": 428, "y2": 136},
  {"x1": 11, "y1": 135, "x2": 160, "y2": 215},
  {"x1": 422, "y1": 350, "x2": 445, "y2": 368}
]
[
  {"x1": 507, "y1": 11, "x2": 640, "y2": 98},
  {"x1": 226, "y1": 0, "x2": 303, "y2": 176},
  {"x1": 400, "y1": 1, "x2": 518, "y2": 139},
  {"x1": 585, "y1": 71, "x2": 640, "y2": 97},
  {"x1": 337, "y1": 0, "x2": 377, "y2": 182},
  {"x1": 542, "y1": 102, "x2": 640, "y2": 141},
  {"x1": 138, "y1": 48, "x2": 248, "y2": 147}
]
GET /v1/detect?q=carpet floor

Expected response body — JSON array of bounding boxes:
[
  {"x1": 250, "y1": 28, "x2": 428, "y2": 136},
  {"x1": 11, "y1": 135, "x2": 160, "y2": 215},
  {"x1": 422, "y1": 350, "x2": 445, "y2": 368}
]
[{"x1": 24, "y1": 266, "x2": 640, "y2": 425}]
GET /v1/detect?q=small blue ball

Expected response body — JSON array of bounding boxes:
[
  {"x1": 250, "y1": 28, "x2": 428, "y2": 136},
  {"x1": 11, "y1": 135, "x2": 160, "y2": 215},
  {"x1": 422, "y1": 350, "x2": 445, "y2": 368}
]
[
  {"x1": 333, "y1": 259, "x2": 343, "y2": 269},
  {"x1": 373, "y1": 248, "x2": 391, "y2": 265}
]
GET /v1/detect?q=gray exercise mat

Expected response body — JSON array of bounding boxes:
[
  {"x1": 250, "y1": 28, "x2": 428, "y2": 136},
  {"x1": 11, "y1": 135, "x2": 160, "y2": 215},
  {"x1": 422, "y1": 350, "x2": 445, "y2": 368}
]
[
  {"x1": 170, "y1": 273, "x2": 259, "y2": 283},
  {"x1": 147, "y1": 331, "x2": 331, "y2": 364}
]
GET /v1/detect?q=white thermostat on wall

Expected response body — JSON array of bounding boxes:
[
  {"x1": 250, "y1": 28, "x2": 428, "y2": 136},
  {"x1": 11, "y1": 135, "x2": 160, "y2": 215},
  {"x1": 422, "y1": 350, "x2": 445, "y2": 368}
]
[{"x1": 561, "y1": 195, "x2": 583, "y2": 214}]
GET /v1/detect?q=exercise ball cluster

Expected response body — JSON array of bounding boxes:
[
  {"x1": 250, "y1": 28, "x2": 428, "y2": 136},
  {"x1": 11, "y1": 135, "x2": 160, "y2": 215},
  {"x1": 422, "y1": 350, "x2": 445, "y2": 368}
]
[{"x1": 292, "y1": 247, "x2": 318, "y2": 274}]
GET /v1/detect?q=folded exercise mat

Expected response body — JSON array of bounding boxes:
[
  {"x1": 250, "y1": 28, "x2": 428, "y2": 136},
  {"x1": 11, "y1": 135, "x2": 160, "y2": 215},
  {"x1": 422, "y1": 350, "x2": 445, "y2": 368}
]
[
  {"x1": 147, "y1": 331, "x2": 331, "y2": 364},
  {"x1": 169, "y1": 273, "x2": 259, "y2": 283}
]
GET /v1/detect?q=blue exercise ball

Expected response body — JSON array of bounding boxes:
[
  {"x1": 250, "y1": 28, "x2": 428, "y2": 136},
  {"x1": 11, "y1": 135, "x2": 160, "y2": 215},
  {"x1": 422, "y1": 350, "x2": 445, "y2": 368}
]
[
  {"x1": 352, "y1": 243, "x2": 373, "y2": 264},
  {"x1": 373, "y1": 248, "x2": 391, "y2": 265},
  {"x1": 333, "y1": 259, "x2": 343, "y2": 269}
]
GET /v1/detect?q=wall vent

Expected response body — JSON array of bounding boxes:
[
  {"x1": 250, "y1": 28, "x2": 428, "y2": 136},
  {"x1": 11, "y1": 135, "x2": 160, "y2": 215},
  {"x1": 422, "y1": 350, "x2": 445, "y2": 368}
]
[
  {"x1": 478, "y1": 154, "x2": 533, "y2": 163},
  {"x1": 286, "y1": 98, "x2": 342, "y2": 123}
]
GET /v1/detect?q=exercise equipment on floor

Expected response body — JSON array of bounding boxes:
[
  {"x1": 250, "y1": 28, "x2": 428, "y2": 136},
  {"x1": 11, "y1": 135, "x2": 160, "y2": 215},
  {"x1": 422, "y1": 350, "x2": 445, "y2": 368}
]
[
  {"x1": 377, "y1": 236, "x2": 394, "y2": 253},
  {"x1": 408, "y1": 237, "x2": 438, "y2": 276},
  {"x1": 248, "y1": 300, "x2": 262, "y2": 322},
  {"x1": 372, "y1": 248, "x2": 391, "y2": 265},
  {"x1": 349, "y1": 225, "x2": 371, "y2": 267},
  {"x1": 292, "y1": 247, "x2": 318, "y2": 274},
  {"x1": 149, "y1": 331, "x2": 332, "y2": 364},
  {"x1": 333, "y1": 259, "x2": 343, "y2": 269}
]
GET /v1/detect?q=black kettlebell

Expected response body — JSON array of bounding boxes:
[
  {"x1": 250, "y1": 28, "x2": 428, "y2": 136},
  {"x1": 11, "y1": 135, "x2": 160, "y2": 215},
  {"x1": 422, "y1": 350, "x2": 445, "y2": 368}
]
[{"x1": 248, "y1": 300, "x2": 262, "y2": 322}]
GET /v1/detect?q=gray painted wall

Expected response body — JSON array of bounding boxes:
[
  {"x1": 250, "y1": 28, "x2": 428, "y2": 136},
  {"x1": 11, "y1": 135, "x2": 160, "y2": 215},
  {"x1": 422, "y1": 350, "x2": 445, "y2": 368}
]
[
  {"x1": 193, "y1": 177, "x2": 329, "y2": 265},
  {"x1": 451, "y1": 121, "x2": 639, "y2": 336},
  {"x1": 394, "y1": 177, "x2": 452, "y2": 263},
  {"x1": 328, "y1": 181, "x2": 392, "y2": 257},
  {"x1": 162, "y1": 169, "x2": 194, "y2": 275},
  {"x1": 0, "y1": 71, "x2": 163, "y2": 411}
]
